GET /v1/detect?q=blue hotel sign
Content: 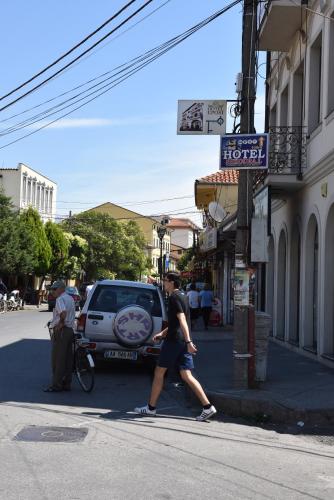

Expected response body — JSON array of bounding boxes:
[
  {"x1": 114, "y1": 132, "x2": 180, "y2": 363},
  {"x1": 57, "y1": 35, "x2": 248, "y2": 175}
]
[{"x1": 220, "y1": 133, "x2": 269, "y2": 170}]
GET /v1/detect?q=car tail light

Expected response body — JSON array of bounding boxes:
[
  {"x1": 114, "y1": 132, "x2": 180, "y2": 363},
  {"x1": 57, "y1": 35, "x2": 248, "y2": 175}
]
[
  {"x1": 162, "y1": 320, "x2": 168, "y2": 330},
  {"x1": 77, "y1": 313, "x2": 87, "y2": 333}
]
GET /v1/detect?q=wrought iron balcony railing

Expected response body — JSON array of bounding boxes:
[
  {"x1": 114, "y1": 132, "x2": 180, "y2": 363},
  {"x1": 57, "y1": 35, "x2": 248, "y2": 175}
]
[{"x1": 268, "y1": 126, "x2": 307, "y2": 176}]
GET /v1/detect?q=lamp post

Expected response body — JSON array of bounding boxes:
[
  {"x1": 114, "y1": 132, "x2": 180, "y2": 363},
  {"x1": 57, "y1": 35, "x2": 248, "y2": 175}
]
[{"x1": 157, "y1": 224, "x2": 167, "y2": 284}]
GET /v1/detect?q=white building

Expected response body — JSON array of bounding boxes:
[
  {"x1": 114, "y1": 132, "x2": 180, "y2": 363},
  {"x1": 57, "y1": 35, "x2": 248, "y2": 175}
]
[
  {"x1": 258, "y1": 0, "x2": 334, "y2": 366},
  {"x1": 167, "y1": 218, "x2": 200, "y2": 249},
  {"x1": 0, "y1": 163, "x2": 57, "y2": 222}
]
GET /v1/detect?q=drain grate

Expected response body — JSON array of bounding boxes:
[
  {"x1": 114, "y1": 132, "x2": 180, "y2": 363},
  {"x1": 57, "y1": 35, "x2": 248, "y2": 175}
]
[{"x1": 14, "y1": 426, "x2": 88, "y2": 443}]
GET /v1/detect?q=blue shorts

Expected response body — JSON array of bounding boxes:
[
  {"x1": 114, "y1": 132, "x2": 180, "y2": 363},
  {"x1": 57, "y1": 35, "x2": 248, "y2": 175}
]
[{"x1": 158, "y1": 340, "x2": 194, "y2": 371}]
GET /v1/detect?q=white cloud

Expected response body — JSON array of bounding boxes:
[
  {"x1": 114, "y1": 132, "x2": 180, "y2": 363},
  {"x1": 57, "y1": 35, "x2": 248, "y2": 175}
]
[{"x1": 27, "y1": 113, "x2": 174, "y2": 130}]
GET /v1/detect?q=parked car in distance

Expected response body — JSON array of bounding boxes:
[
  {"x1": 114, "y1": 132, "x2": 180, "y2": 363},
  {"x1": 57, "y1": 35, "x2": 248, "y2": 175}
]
[
  {"x1": 47, "y1": 285, "x2": 81, "y2": 312},
  {"x1": 65, "y1": 286, "x2": 81, "y2": 311},
  {"x1": 76, "y1": 280, "x2": 167, "y2": 368}
]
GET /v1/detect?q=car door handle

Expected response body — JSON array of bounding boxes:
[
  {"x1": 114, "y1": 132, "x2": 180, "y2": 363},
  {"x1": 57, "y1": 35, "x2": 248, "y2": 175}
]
[{"x1": 88, "y1": 314, "x2": 104, "y2": 320}]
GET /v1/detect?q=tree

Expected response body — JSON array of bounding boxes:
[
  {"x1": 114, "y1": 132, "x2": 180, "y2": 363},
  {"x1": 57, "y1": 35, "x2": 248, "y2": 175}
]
[
  {"x1": 19, "y1": 208, "x2": 52, "y2": 278},
  {"x1": 62, "y1": 232, "x2": 88, "y2": 279},
  {"x1": 0, "y1": 191, "x2": 36, "y2": 276},
  {"x1": 177, "y1": 248, "x2": 195, "y2": 272},
  {"x1": 61, "y1": 212, "x2": 149, "y2": 281},
  {"x1": 44, "y1": 221, "x2": 69, "y2": 279}
]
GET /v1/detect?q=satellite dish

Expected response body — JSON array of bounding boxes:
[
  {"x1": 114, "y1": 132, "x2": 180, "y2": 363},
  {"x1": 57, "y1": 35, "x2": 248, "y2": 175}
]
[{"x1": 208, "y1": 201, "x2": 226, "y2": 223}]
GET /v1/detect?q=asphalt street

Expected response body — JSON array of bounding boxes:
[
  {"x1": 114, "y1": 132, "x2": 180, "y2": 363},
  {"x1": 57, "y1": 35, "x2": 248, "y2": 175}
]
[{"x1": 1, "y1": 309, "x2": 334, "y2": 500}]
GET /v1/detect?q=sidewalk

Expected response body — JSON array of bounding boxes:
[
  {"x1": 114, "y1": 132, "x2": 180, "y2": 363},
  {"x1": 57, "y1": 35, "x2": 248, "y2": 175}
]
[{"x1": 190, "y1": 325, "x2": 334, "y2": 425}]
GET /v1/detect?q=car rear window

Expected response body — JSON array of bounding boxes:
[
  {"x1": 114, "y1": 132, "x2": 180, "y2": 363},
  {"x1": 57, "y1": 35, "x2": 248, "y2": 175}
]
[{"x1": 88, "y1": 285, "x2": 162, "y2": 317}]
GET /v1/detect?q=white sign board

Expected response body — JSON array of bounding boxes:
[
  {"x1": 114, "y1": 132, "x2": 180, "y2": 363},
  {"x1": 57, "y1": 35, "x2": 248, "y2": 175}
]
[
  {"x1": 177, "y1": 100, "x2": 227, "y2": 135},
  {"x1": 199, "y1": 228, "x2": 217, "y2": 252}
]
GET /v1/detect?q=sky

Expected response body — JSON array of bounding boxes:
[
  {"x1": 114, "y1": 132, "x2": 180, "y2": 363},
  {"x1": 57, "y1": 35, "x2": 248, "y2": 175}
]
[{"x1": 0, "y1": 0, "x2": 266, "y2": 226}]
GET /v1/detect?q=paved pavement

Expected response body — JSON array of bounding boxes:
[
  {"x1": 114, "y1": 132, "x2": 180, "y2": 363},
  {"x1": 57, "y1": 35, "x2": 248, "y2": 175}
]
[
  {"x1": 190, "y1": 324, "x2": 334, "y2": 425},
  {"x1": 1, "y1": 309, "x2": 334, "y2": 499}
]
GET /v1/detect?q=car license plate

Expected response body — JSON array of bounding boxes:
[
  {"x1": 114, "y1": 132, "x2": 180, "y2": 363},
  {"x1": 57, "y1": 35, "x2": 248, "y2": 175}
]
[{"x1": 104, "y1": 350, "x2": 138, "y2": 361}]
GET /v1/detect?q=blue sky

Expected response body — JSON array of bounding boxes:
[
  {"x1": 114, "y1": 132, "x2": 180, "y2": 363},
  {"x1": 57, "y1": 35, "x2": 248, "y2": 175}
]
[{"x1": 0, "y1": 0, "x2": 265, "y2": 225}]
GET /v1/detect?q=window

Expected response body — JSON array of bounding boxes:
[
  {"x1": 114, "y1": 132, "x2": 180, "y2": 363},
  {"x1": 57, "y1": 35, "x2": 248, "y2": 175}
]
[
  {"x1": 292, "y1": 62, "x2": 304, "y2": 127},
  {"x1": 22, "y1": 176, "x2": 27, "y2": 202},
  {"x1": 309, "y1": 32, "x2": 322, "y2": 133},
  {"x1": 89, "y1": 285, "x2": 162, "y2": 316},
  {"x1": 27, "y1": 180, "x2": 32, "y2": 204},
  {"x1": 49, "y1": 190, "x2": 53, "y2": 213},
  {"x1": 280, "y1": 85, "x2": 289, "y2": 126},
  {"x1": 327, "y1": 14, "x2": 334, "y2": 115}
]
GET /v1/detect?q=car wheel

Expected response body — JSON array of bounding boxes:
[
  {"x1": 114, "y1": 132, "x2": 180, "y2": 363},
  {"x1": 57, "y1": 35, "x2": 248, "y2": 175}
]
[{"x1": 113, "y1": 305, "x2": 153, "y2": 347}]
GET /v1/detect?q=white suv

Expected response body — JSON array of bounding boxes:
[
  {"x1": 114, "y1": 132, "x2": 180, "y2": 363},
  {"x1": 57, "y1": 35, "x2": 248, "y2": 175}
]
[{"x1": 77, "y1": 280, "x2": 167, "y2": 366}]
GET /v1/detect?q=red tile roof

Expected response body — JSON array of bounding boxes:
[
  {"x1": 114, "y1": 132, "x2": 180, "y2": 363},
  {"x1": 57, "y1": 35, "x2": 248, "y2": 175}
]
[
  {"x1": 198, "y1": 170, "x2": 239, "y2": 184},
  {"x1": 167, "y1": 218, "x2": 200, "y2": 229}
]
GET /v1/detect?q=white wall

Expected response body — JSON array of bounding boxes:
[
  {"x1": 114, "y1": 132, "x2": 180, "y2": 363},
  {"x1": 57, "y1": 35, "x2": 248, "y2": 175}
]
[{"x1": 170, "y1": 228, "x2": 193, "y2": 249}]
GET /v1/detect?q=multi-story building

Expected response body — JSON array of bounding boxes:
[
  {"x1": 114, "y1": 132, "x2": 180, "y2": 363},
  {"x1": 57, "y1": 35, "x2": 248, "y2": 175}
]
[
  {"x1": 87, "y1": 202, "x2": 172, "y2": 277},
  {"x1": 0, "y1": 163, "x2": 57, "y2": 222},
  {"x1": 180, "y1": 102, "x2": 204, "y2": 132},
  {"x1": 167, "y1": 218, "x2": 200, "y2": 249},
  {"x1": 258, "y1": 0, "x2": 334, "y2": 365}
]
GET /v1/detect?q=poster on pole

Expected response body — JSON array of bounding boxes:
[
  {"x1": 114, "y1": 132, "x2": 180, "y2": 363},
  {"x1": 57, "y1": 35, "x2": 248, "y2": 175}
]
[
  {"x1": 234, "y1": 269, "x2": 250, "y2": 306},
  {"x1": 177, "y1": 100, "x2": 227, "y2": 135},
  {"x1": 220, "y1": 133, "x2": 269, "y2": 169}
]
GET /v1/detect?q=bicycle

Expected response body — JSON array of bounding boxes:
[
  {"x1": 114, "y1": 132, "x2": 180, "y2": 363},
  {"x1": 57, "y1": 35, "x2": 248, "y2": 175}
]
[{"x1": 47, "y1": 322, "x2": 95, "y2": 392}]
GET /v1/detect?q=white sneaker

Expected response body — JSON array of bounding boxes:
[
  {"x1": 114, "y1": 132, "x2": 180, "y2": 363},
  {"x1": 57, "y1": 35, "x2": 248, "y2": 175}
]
[
  {"x1": 196, "y1": 405, "x2": 217, "y2": 421},
  {"x1": 134, "y1": 404, "x2": 156, "y2": 416}
]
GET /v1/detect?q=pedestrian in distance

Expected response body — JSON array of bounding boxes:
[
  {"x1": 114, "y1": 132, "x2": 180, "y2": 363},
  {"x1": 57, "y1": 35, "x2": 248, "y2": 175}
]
[
  {"x1": 199, "y1": 283, "x2": 214, "y2": 331},
  {"x1": 44, "y1": 281, "x2": 76, "y2": 393},
  {"x1": 0, "y1": 277, "x2": 8, "y2": 298},
  {"x1": 187, "y1": 283, "x2": 200, "y2": 330},
  {"x1": 134, "y1": 272, "x2": 217, "y2": 422}
]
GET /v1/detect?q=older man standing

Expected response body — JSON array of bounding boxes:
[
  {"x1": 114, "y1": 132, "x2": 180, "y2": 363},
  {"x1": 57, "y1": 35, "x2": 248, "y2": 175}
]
[{"x1": 44, "y1": 281, "x2": 75, "y2": 392}]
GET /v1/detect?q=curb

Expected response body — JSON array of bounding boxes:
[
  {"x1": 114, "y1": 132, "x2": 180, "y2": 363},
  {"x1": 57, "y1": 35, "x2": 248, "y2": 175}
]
[{"x1": 206, "y1": 390, "x2": 334, "y2": 426}]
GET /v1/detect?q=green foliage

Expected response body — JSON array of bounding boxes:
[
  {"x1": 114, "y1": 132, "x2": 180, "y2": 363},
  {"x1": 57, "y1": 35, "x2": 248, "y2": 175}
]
[
  {"x1": 62, "y1": 232, "x2": 88, "y2": 278},
  {"x1": 19, "y1": 208, "x2": 52, "y2": 276},
  {"x1": 61, "y1": 212, "x2": 149, "y2": 281},
  {"x1": 44, "y1": 221, "x2": 70, "y2": 279},
  {"x1": 0, "y1": 190, "x2": 36, "y2": 275},
  {"x1": 177, "y1": 247, "x2": 195, "y2": 272}
]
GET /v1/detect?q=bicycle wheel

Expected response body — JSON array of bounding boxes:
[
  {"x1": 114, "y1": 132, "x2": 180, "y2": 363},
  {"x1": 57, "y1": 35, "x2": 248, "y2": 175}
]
[{"x1": 75, "y1": 348, "x2": 95, "y2": 392}]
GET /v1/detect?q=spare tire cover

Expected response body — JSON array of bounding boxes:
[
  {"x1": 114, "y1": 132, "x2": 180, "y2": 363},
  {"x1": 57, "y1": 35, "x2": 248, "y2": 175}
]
[{"x1": 113, "y1": 305, "x2": 153, "y2": 346}]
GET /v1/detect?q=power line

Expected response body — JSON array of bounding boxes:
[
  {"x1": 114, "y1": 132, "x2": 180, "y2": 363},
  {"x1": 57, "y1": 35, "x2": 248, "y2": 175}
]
[
  {"x1": 56, "y1": 194, "x2": 194, "y2": 205},
  {"x1": 0, "y1": 0, "x2": 172, "y2": 126},
  {"x1": 0, "y1": 0, "x2": 242, "y2": 149},
  {"x1": 0, "y1": 0, "x2": 137, "y2": 102},
  {"x1": 1, "y1": 3, "x2": 234, "y2": 134},
  {"x1": 0, "y1": 0, "x2": 154, "y2": 113}
]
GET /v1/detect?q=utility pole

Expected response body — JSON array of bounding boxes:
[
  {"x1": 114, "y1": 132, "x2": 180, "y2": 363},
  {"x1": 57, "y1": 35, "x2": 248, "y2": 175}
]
[{"x1": 233, "y1": 0, "x2": 258, "y2": 389}]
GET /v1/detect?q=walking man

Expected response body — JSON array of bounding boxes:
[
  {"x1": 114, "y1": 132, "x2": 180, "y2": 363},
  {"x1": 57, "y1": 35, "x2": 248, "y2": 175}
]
[
  {"x1": 44, "y1": 281, "x2": 75, "y2": 392},
  {"x1": 199, "y1": 283, "x2": 213, "y2": 331},
  {"x1": 134, "y1": 272, "x2": 217, "y2": 421}
]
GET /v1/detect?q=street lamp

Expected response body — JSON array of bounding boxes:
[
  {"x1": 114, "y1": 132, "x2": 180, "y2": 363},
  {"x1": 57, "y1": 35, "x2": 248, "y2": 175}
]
[{"x1": 157, "y1": 216, "x2": 170, "y2": 283}]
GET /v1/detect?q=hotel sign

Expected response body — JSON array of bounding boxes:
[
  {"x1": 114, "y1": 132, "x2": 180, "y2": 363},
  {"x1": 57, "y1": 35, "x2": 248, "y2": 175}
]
[
  {"x1": 220, "y1": 133, "x2": 269, "y2": 170},
  {"x1": 177, "y1": 100, "x2": 227, "y2": 135}
]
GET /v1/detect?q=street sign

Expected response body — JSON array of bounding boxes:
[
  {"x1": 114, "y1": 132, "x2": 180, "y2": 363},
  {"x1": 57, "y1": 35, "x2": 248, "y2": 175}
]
[
  {"x1": 220, "y1": 133, "x2": 269, "y2": 170},
  {"x1": 177, "y1": 100, "x2": 227, "y2": 135}
]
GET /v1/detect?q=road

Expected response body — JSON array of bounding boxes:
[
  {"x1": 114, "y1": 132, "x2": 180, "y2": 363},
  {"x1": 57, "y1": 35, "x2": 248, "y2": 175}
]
[{"x1": 1, "y1": 308, "x2": 334, "y2": 500}]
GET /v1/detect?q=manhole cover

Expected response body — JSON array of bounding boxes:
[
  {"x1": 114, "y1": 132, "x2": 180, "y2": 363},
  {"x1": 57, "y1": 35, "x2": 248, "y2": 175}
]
[{"x1": 14, "y1": 426, "x2": 88, "y2": 443}]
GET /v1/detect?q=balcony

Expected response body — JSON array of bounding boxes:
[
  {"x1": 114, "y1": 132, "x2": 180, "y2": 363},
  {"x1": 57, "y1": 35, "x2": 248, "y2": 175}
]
[
  {"x1": 256, "y1": 126, "x2": 307, "y2": 197},
  {"x1": 258, "y1": 1, "x2": 306, "y2": 52}
]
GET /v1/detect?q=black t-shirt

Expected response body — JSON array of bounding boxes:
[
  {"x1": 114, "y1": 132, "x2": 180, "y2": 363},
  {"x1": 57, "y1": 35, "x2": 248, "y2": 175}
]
[{"x1": 166, "y1": 291, "x2": 191, "y2": 342}]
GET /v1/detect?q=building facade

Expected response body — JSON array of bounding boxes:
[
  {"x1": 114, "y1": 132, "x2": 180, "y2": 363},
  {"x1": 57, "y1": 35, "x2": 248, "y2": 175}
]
[
  {"x1": 167, "y1": 218, "x2": 200, "y2": 249},
  {"x1": 0, "y1": 163, "x2": 57, "y2": 222},
  {"x1": 88, "y1": 202, "x2": 172, "y2": 277},
  {"x1": 258, "y1": 0, "x2": 334, "y2": 365}
]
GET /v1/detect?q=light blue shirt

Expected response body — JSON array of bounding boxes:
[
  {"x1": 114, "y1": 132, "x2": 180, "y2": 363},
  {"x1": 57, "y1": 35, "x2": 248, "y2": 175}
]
[{"x1": 199, "y1": 290, "x2": 213, "y2": 308}]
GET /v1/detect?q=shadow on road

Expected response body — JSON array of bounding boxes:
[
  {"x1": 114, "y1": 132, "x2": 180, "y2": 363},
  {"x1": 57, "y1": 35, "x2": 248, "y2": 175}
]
[{"x1": 0, "y1": 338, "x2": 155, "y2": 412}]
